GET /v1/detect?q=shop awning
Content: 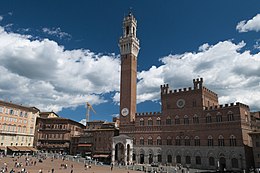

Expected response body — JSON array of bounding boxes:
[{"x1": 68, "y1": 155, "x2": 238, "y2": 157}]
[
  {"x1": 93, "y1": 154, "x2": 110, "y2": 158},
  {"x1": 0, "y1": 146, "x2": 6, "y2": 150},
  {"x1": 15, "y1": 146, "x2": 31, "y2": 151},
  {"x1": 8, "y1": 146, "x2": 19, "y2": 151},
  {"x1": 27, "y1": 147, "x2": 38, "y2": 152},
  {"x1": 78, "y1": 144, "x2": 92, "y2": 147}
]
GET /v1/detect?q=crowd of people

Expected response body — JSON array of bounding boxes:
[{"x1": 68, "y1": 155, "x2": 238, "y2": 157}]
[
  {"x1": 0, "y1": 153, "x2": 75, "y2": 173},
  {"x1": 0, "y1": 152, "x2": 141, "y2": 173}
]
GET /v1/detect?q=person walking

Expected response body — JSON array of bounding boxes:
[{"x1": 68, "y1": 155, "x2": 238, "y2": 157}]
[{"x1": 111, "y1": 163, "x2": 113, "y2": 171}]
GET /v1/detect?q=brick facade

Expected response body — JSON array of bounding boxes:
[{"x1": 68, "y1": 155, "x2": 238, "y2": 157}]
[
  {"x1": 118, "y1": 13, "x2": 257, "y2": 171},
  {"x1": 35, "y1": 112, "x2": 85, "y2": 154}
]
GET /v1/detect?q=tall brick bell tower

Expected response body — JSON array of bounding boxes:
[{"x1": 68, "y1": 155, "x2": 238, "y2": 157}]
[{"x1": 119, "y1": 12, "x2": 140, "y2": 128}]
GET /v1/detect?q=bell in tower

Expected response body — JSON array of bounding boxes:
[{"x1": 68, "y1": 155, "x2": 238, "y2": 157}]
[{"x1": 119, "y1": 12, "x2": 139, "y2": 57}]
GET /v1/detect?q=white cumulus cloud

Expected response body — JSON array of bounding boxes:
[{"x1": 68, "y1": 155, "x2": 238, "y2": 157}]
[
  {"x1": 0, "y1": 26, "x2": 120, "y2": 112},
  {"x1": 0, "y1": 16, "x2": 3, "y2": 21},
  {"x1": 42, "y1": 27, "x2": 71, "y2": 39},
  {"x1": 137, "y1": 41, "x2": 260, "y2": 111},
  {"x1": 1, "y1": 22, "x2": 260, "y2": 114},
  {"x1": 236, "y1": 14, "x2": 260, "y2": 32}
]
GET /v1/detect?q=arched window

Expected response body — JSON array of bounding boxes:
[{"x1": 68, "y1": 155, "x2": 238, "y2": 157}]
[
  {"x1": 167, "y1": 136, "x2": 172, "y2": 145},
  {"x1": 218, "y1": 135, "x2": 225, "y2": 146},
  {"x1": 148, "y1": 118, "x2": 153, "y2": 126},
  {"x1": 148, "y1": 136, "x2": 153, "y2": 145},
  {"x1": 206, "y1": 113, "x2": 212, "y2": 123},
  {"x1": 245, "y1": 112, "x2": 248, "y2": 122},
  {"x1": 193, "y1": 114, "x2": 199, "y2": 124},
  {"x1": 208, "y1": 135, "x2": 214, "y2": 146},
  {"x1": 231, "y1": 158, "x2": 239, "y2": 168},
  {"x1": 133, "y1": 152, "x2": 136, "y2": 161},
  {"x1": 195, "y1": 156, "x2": 201, "y2": 165},
  {"x1": 193, "y1": 99, "x2": 197, "y2": 107},
  {"x1": 167, "y1": 155, "x2": 172, "y2": 163},
  {"x1": 194, "y1": 136, "x2": 200, "y2": 146},
  {"x1": 209, "y1": 157, "x2": 215, "y2": 166},
  {"x1": 140, "y1": 137, "x2": 144, "y2": 145},
  {"x1": 216, "y1": 112, "x2": 222, "y2": 122},
  {"x1": 228, "y1": 111, "x2": 234, "y2": 121},
  {"x1": 157, "y1": 136, "x2": 162, "y2": 145},
  {"x1": 10, "y1": 109, "x2": 14, "y2": 115},
  {"x1": 176, "y1": 136, "x2": 181, "y2": 146},
  {"x1": 140, "y1": 118, "x2": 144, "y2": 126},
  {"x1": 184, "y1": 115, "x2": 189, "y2": 124},
  {"x1": 230, "y1": 135, "x2": 237, "y2": 146},
  {"x1": 156, "y1": 117, "x2": 161, "y2": 125},
  {"x1": 175, "y1": 115, "x2": 180, "y2": 124},
  {"x1": 184, "y1": 136, "x2": 190, "y2": 146},
  {"x1": 185, "y1": 156, "x2": 191, "y2": 164},
  {"x1": 158, "y1": 154, "x2": 162, "y2": 162},
  {"x1": 126, "y1": 26, "x2": 130, "y2": 35},
  {"x1": 166, "y1": 116, "x2": 171, "y2": 125},
  {"x1": 176, "y1": 155, "x2": 181, "y2": 163},
  {"x1": 133, "y1": 138, "x2": 136, "y2": 145}
]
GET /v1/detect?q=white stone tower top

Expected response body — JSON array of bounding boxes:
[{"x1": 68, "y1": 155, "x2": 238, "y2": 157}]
[{"x1": 119, "y1": 12, "x2": 140, "y2": 57}]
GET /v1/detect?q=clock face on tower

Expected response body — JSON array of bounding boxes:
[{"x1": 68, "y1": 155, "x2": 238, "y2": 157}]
[{"x1": 121, "y1": 108, "x2": 129, "y2": 116}]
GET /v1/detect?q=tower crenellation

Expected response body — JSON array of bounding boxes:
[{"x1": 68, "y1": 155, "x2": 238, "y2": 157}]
[
  {"x1": 193, "y1": 77, "x2": 203, "y2": 89},
  {"x1": 160, "y1": 84, "x2": 169, "y2": 94}
]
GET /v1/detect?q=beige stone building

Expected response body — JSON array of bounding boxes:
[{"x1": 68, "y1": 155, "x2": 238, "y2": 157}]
[{"x1": 0, "y1": 100, "x2": 39, "y2": 154}]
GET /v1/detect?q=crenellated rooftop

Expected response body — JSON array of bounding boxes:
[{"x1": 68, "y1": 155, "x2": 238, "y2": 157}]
[
  {"x1": 160, "y1": 84, "x2": 196, "y2": 95},
  {"x1": 160, "y1": 78, "x2": 218, "y2": 97},
  {"x1": 202, "y1": 86, "x2": 218, "y2": 97},
  {"x1": 204, "y1": 102, "x2": 249, "y2": 110},
  {"x1": 136, "y1": 111, "x2": 162, "y2": 116}
]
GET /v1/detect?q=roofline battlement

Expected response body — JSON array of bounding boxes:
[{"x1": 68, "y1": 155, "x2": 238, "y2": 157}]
[
  {"x1": 160, "y1": 84, "x2": 200, "y2": 95},
  {"x1": 204, "y1": 102, "x2": 249, "y2": 110},
  {"x1": 136, "y1": 112, "x2": 162, "y2": 116},
  {"x1": 161, "y1": 78, "x2": 218, "y2": 98},
  {"x1": 202, "y1": 86, "x2": 218, "y2": 97}
]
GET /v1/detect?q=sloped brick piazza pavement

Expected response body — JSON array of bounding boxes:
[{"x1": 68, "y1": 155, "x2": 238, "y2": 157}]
[{"x1": 0, "y1": 154, "x2": 142, "y2": 173}]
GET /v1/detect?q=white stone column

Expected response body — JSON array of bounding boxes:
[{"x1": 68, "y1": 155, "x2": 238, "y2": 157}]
[
  {"x1": 154, "y1": 155, "x2": 157, "y2": 164},
  {"x1": 136, "y1": 154, "x2": 139, "y2": 164},
  {"x1": 124, "y1": 144, "x2": 128, "y2": 165},
  {"x1": 111, "y1": 141, "x2": 115, "y2": 164},
  {"x1": 129, "y1": 147, "x2": 133, "y2": 164}
]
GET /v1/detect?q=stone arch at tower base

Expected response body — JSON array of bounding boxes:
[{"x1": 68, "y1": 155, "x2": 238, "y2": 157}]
[{"x1": 112, "y1": 135, "x2": 133, "y2": 165}]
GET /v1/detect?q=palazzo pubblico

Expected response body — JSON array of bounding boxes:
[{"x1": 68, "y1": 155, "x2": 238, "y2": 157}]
[{"x1": 112, "y1": 12, "x2": 258, "y2": 171}]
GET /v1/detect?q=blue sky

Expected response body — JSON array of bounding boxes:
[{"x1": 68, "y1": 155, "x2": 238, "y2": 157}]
[{"x1": 0, "y1": 0, "x2": 260, "y2": 124}]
